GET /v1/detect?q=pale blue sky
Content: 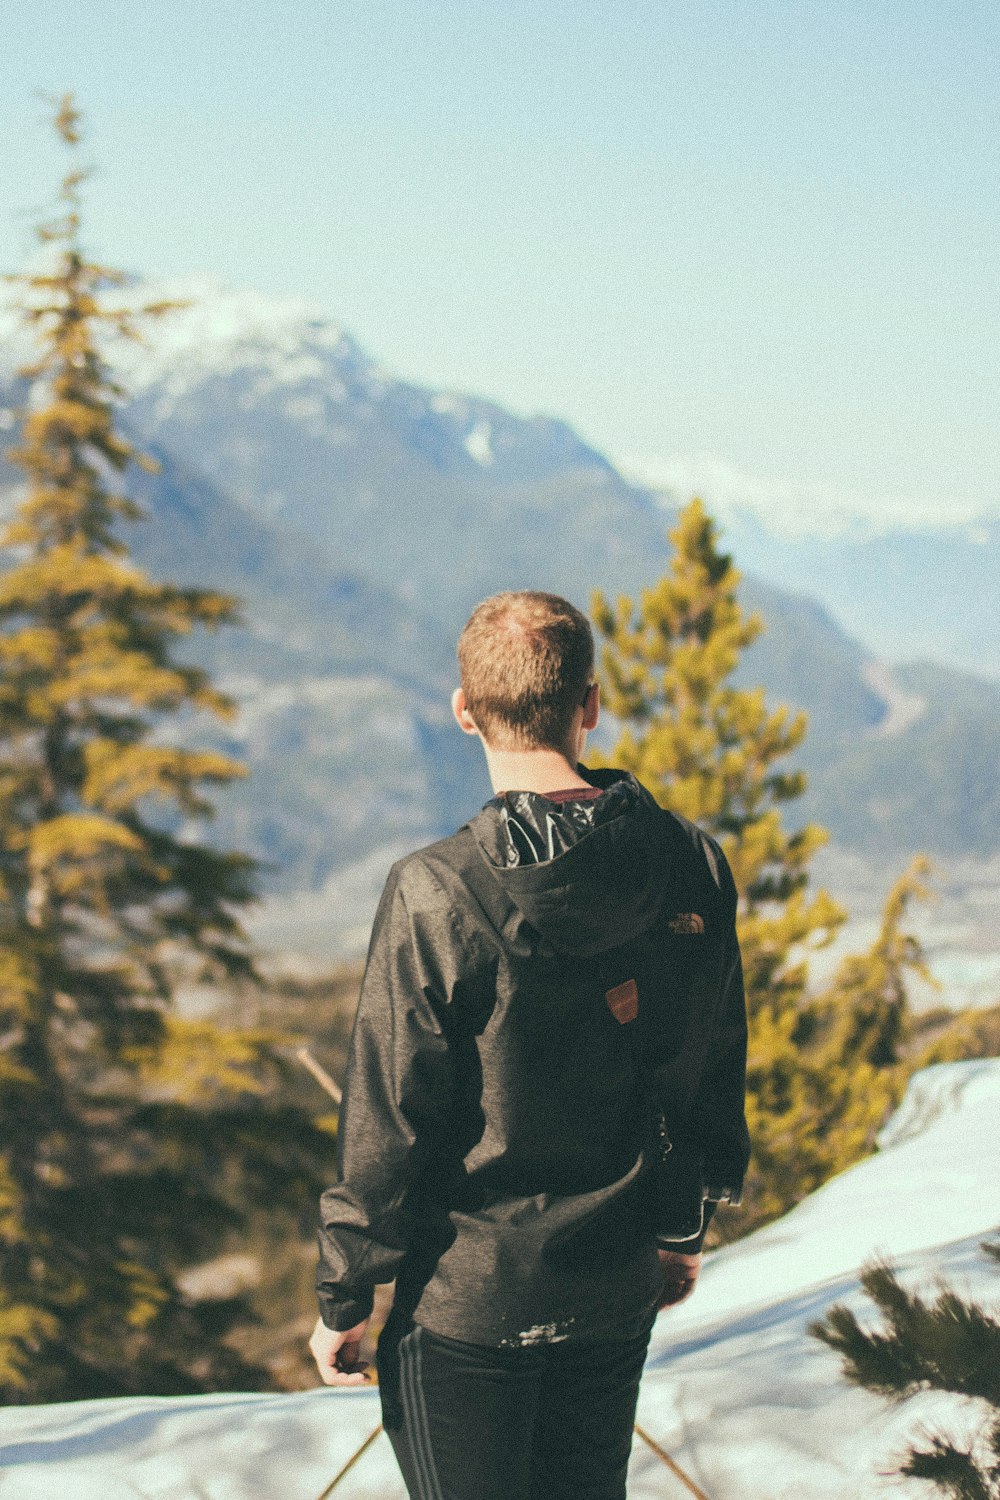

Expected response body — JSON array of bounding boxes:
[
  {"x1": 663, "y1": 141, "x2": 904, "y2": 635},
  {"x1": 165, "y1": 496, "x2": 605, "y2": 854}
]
[{"x1": 2, "y1": 0, "x2": 998, "y2": 523}]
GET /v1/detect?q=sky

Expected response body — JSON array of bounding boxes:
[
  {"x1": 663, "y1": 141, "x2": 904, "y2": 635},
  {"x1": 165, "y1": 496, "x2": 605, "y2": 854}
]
[{"x1": 1, "y1": 0, "x2": 998, "y2": 529}]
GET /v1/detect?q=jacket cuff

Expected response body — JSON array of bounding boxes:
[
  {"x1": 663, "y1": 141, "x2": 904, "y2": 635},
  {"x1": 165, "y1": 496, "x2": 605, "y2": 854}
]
[
  {"x1": 705, "y1": 1182, "x2": 742, "y2": 1208},
  {"x1": 656, "y1": 1199, "x2": 718, "y2": 1254},
  {"x1": 317, "y1": 1293, "x2": 374, "y2": 1332}
]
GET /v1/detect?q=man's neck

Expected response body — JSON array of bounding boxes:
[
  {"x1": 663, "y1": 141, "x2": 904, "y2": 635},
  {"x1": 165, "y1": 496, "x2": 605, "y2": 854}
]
[{"x1": 484, "y1": 746, "x2": 592, "y2": 797}]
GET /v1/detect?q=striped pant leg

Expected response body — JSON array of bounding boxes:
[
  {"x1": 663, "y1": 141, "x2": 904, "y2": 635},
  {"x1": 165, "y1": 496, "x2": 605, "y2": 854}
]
[
  {"x1": 377, "y1": 1319, "x2": 542, "y2": 1500},
  {"x1": 528, "y1": 1323, "x2": 655, "y2": 1500}
]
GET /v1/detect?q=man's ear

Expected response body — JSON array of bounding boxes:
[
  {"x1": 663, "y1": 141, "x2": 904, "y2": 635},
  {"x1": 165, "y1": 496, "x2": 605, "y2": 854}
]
[
  {"x1": 582, "y1": 680, "x2": 600, "y2": 731},
  {"x1": 451, "y1": 686, "x2": 480, "y2": 737}
]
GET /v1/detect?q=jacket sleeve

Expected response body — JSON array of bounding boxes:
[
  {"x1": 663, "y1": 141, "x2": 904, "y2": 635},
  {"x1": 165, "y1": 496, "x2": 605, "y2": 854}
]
[
  {"x1": 315, "y1": 860, "x2": 458, "y2": 1331},
  {"x1": 653, "y1": 848, "x2": 751, "y2": 1255},
  {"x1": 695, "y1": 916, "x2": 751, "y2": 1208}
]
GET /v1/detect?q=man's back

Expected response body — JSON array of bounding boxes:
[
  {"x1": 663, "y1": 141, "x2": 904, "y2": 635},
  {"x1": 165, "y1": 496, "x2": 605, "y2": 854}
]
[
  {"x1": 317, "y1": 764, "x2": 749, "y2": 1346},
  {"x1": 310, "y1": 588, "x2": 750, "y2": 1500}
]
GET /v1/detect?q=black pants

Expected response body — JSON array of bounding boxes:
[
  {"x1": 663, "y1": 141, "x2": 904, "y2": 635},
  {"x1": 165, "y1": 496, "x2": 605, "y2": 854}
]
[{"x1": 375, "y1": 1309, "x2": 655, "y2": 1500}]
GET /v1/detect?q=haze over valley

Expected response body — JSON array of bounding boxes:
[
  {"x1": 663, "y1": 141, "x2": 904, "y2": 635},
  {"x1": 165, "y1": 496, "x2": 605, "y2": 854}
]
[{"x1": 1, "y1": 282, "x2": 996, "y2": 996}]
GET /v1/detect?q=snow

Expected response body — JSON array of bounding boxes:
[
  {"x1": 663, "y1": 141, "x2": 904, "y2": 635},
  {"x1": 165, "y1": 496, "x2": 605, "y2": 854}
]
[
  {"x1": 631, "y1": 1060, "x2": 1000, "y2": 1499},
  {"x1": 862, "y1": 660, "x2": 928, "y2": 739},
  {"x1": 623, "y1": 450, "x2": 998, "y2": 540},
  {"x1": 429, "y1": 393, "x2": 468, "y2": 419},
  {"x1": 463, "y1": 419, "x2": 495, "y2": 466},
  {"x1": 0, "y1": 277, "x2": 383, "y2": 411},
  {"x1": 0, "y1": 1388, "x2": 396, "y2": 1500},
  {"x1": 1, "y1": 1059, "x2": 998, "y2": 1500}
]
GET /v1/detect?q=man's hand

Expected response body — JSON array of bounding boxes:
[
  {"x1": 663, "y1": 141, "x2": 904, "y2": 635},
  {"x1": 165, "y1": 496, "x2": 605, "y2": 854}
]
[
  {"x1": 656, "y1": 1249, "x2": 702, "y2": 1309},
  {"x1": 309, "y1": 1314, "x2": 372, "y2": 1385}
]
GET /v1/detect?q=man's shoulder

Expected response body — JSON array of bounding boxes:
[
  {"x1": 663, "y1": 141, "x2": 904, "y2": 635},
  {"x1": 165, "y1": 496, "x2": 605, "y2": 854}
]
[
  {"x1": 590, "y1": 767, "x2": 733, "y2": 897},
  {"x1": 384, "y1": 825, "x2": 484, "y2": 908},
  {"x1": 659, "y1": 805, "x2": 726, "y2": 868},
  {"x1": 382, "y1": 827, "x2": 500, "y2": 971},
  {"x1": 653, "y1": 804, "x2": 736, "y2": 908}
]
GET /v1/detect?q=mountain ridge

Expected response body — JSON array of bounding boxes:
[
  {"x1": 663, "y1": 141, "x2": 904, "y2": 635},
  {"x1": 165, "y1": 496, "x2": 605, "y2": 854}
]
[{"x1": 2, "y1": 278, "x2": 998, "y2": 954}]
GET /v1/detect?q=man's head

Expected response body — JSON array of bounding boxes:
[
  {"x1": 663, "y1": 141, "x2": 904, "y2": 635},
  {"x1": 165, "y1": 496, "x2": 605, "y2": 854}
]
[{"x1": 452, "y1": 590, "x2": 597, "y2": 755}]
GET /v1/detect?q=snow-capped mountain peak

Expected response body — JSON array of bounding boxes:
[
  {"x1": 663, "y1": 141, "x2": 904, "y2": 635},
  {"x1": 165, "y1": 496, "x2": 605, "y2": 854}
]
[
  {"x1": 1, "y1": 276, "x2": 614, "y2": 487},
  {"x1": 107, "y1": 276, "x2": 384, "y2": 405},
  {"x1": 624, "y1": 449, "x2": 997, "y2": 541},
  {"x1": 0, "y1": 275, "x2": 382, "y2": 404}
]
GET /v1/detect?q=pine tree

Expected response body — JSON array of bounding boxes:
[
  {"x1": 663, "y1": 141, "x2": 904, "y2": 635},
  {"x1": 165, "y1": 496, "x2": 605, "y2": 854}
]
[
  {"x1": 748, "y1": 854, "x2": 935, "y2": 1223},
  {"x1": 590, "y1": 498, "x2": 929, "y2": 1232},
  {"x1": 803, "y1": 856, "x2": 936, "y2": 1159},
  {"x1": 0, "y1": 94, "x2": 331, "y2": 1399},
  {"x1": 591, "y1": 496, "x2": 845, "y2": 982},
  {"x1": 818, "y1": 856, "x2": 935, "y2": 1069},
  {"x1": 811, "y1": 1241, "x2": 1000, "y2": 1500}
]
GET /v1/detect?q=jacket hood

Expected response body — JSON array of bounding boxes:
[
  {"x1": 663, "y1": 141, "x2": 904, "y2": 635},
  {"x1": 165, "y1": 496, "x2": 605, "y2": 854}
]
[{"x1": 467, "y1": 766, "x2": 673, "y2": 956}]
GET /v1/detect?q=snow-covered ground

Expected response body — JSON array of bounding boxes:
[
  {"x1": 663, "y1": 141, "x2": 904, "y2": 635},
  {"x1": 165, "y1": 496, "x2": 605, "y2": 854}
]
[{"x1": 2, "y1": 1060, "x2": 998, "y2": 1500}]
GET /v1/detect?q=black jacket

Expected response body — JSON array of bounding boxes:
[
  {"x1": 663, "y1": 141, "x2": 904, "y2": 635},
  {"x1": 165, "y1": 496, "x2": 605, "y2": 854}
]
[{"x1": 316, "y1": 764, "x2": 750, "y2": 1346}]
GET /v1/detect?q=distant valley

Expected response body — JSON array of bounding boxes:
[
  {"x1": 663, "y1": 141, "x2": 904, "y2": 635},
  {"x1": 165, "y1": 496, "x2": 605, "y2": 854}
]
[
  {"x1": 638, "y1": 452, "x2": 999, "y2": 679},
  {"x1": 1, "y1": 281, "x2": 997, "y2": 971}
]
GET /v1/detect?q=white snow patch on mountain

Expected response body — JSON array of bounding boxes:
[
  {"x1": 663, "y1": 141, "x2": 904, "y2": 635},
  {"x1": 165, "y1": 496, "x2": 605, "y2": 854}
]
[
  {"x1": 1, "y1": 1059, "x2": 998, "y2": 1499},
  {"x1": 625, "y1": 450, "x2": 997, "y2": 541},
  {"x1": 109, "y1": 278, "x2": 381, "y2": 403},
  {"x1": 464, "y1": 419, "x2": 494, "y2": 465},
  {"x1": 0, "y1": 277, "x2": 385, "y2": 406},
  {"x1": 429, "y1": 393, "x2": 468, "y2": 419},
  {"x1": 862, "y1": 660, "x2": 928, "y2": 738}
]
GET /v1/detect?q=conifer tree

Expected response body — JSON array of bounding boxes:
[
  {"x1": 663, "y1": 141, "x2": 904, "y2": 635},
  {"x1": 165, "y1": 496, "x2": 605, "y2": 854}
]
[
  {"x1": 811, "y1": 1241, "x2": 1000, "y2": 1500},
  {"x1": 591, "y1": 497, "x2": 845, "y2": 991},
  {"x1": 0, "y1": 95, "x2": 330, "y2": 1399},
  {"x1": 590, "y1": 498, "x2": 929, "y2": 1232},
  {"x1": 746, "y1": 854, "x2": 933, "y2": 1224}
]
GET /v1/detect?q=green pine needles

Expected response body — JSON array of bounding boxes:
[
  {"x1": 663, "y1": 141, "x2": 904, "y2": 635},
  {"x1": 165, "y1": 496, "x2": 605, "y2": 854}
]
[
  {"x1": 811, "y1": 1241, "x2": 1000, "y2": 1500},
  {"x1": 0, "y1": 94, "x2": 333, "y2": 1399},
  {"x1": 590, "y1": 499, "x2": 935, "y2": 1235}
]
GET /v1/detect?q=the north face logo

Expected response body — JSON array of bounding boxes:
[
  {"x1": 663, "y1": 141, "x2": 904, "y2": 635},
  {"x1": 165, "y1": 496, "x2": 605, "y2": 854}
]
[
  {"x1": 605, "y1": 978, "x2": 638, "y2": 1024},
  {"x1": 668, "y1": 912, "x2": 705, "y2": 934}
]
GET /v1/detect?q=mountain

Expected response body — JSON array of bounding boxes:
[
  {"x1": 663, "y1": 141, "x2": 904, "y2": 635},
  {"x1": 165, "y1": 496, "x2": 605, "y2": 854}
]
[
  {"x1": 804, "y1": 657, "x2": 1000, "y2": 858},
  {"x1": 0, "y1": 409, "x2": 484, "y2": 900},
  {"x1": 2, "y1": 1058, "x2": 997, "y2": 1498},
  {"x1": 721, "y1": 507, "x2": 1000, "y2": 680},
  {"x1": 108, "y1": 280, "x2": 675, "y2": 626},
  {"x1": 2, "y1": 279, "x2": 1000, "y2": 958},
  {"x1": 102, "y1": 447, "x2": 487, "y2": 896},
  {"x1": 640, "y1": 453, "x2": 1000, "y2": 679}
]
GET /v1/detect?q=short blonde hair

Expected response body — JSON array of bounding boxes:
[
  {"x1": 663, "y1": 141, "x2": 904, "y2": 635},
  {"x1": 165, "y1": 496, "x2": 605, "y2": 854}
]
[{"x1": 456, "y1": 591, "x2": 595, "y2": 751}]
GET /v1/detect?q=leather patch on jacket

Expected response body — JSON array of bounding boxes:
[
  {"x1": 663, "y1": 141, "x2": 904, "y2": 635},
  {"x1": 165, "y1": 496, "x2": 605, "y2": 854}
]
[
  {"x1": 605, "y1": 978, "x2": 638, "y2": 1024},
  {"x1": 668, "y1": 912, "x2": 705, "y2": 934}
]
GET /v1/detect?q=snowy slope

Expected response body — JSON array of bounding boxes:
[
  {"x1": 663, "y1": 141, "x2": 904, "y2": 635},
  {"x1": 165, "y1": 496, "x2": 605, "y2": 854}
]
[
  {"x1": 0, "y1": 279, "x2": 370, "y2": 390},
  {"x1": 1, "y1": 1059, "x2": 998, "y2": 1500},
  {"x1": 1, "y1": 276, "x2": 617, "y2": 511},
  {"x1": 631, "y1": 1058, "x2": 1000, "y2": 1499}
]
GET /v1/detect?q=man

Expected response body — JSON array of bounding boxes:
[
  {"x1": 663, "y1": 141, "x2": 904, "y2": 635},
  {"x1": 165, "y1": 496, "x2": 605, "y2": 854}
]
[{"x1": 310, "y1": 590, "x2": 750, "y2": 1500}]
